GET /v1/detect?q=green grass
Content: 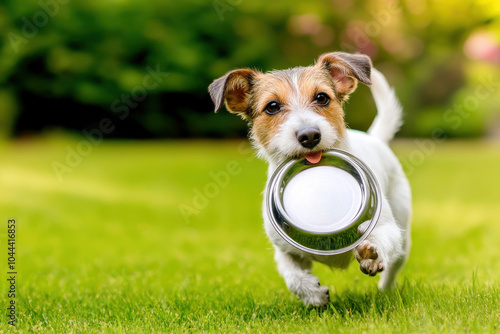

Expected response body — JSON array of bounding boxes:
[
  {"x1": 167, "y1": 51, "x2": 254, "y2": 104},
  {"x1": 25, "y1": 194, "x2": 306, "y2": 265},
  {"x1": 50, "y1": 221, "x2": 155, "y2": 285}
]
[{"x1": 0, "y1": 137, "x2": 499, "y2": 333}]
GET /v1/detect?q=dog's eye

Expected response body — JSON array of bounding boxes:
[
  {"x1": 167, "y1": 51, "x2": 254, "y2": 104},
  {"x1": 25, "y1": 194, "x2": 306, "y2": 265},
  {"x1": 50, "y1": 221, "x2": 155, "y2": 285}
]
[
  {"x1": 265, "y1": 101, "x2": 281, "y2": 115},
  {"x1": 314, "y1": 93, "x2": 330, "y2": 106}
]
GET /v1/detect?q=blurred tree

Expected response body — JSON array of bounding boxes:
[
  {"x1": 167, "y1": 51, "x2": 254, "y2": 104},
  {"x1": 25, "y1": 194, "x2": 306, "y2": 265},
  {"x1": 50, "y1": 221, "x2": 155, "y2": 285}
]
[{"x1": 0, "y1": 0, "x2": 499, "y2": 139}]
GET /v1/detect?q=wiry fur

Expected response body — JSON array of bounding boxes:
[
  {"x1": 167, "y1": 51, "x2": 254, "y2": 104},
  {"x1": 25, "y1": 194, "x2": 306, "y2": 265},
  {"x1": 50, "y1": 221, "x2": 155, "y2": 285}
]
[{"x1": 209, "y1": 52, "x2": 412, "y2": 307}]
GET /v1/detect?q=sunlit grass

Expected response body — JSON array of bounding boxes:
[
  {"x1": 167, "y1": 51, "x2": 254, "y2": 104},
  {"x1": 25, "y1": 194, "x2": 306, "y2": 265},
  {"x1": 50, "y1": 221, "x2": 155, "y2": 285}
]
[{"x1": 0, "y1": 137, "x2": 499, "y2": 333}]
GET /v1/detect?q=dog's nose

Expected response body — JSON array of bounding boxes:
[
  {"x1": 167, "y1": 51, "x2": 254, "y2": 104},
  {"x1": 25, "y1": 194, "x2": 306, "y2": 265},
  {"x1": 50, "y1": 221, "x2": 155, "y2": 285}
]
[{"x1": 296, "y1": 127, "x2": 321, "y2": 149}]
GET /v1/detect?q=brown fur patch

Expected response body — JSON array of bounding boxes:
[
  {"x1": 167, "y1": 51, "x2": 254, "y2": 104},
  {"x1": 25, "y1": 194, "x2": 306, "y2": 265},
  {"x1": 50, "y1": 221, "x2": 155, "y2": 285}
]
[
  {"x1": 315, "y1": 100, "x2": 346, "y2": 138},
  {"x1": 251, "y1": 108, "x2": 289, "y2": 149},
  {"x1": 249, "y1": 73, "x2": 295, "y2": 148}
]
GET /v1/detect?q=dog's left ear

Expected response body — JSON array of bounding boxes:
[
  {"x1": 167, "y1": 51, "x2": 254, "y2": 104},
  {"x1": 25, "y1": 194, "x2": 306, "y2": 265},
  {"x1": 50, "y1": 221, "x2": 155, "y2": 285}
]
[{"x1": 316, "y1": 52, "x2": 372, "y2": 99}]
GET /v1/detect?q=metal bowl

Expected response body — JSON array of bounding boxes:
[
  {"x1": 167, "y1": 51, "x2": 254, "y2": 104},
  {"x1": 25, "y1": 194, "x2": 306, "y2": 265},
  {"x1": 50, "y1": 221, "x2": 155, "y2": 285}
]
[{"x1": 266, "y1": 149, "x2": 381, "y2": 255}]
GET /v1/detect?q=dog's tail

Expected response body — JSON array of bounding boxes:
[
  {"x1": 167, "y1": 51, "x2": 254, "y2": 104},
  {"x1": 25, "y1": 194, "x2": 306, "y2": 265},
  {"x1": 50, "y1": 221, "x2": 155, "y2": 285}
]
[{"x1": 367, "y1": 68, "x2": 403, "y2": 143}]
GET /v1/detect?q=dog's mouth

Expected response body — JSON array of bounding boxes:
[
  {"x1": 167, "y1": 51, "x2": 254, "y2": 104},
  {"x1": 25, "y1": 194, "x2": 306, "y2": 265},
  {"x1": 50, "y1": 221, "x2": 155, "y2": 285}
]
[{"x1": 304, "y1": 151, "x2": 322, "y2": 164}]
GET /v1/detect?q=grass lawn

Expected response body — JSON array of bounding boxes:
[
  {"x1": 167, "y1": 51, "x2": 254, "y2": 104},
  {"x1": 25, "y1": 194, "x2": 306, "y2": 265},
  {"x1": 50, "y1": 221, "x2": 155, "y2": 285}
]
[{"x1": 0, "y1": 136, "x2": 499, "y2": 333}]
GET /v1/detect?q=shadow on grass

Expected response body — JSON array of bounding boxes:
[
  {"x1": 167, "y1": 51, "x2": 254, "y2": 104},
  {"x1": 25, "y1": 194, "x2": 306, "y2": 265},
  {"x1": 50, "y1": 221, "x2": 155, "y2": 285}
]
[
  {"x1": 325, "y1": 284, "x2": 407, "y2": 318},
  {"x1": 238, "y1": 279, "x2": 417, "y2": 321}
]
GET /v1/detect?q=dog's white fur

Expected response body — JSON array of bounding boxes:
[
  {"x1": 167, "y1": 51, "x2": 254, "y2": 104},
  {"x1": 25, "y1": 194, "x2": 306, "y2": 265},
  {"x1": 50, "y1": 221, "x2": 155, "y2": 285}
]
[{"x1": 210, "y1": 57, "x2": 412, "y2": 307}]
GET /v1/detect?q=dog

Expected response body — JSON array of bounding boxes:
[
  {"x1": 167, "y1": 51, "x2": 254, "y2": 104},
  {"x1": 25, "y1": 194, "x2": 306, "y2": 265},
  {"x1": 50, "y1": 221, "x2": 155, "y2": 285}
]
[{"x1": 209, "y1": 52, "x2": 411, "y2": 307}]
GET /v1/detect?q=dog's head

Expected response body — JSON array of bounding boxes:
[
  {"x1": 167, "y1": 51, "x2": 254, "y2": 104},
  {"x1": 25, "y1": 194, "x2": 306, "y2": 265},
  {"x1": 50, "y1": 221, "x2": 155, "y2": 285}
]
[{"x1": 209, "y1": 52, "x2": 372, "y2": 164}]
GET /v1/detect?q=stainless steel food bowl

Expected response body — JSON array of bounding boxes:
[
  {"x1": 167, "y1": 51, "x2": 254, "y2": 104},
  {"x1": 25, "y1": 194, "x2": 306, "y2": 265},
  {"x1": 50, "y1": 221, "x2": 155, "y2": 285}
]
[{"x1": 266, "y1": 149, "x2": 381, "y2": 255}]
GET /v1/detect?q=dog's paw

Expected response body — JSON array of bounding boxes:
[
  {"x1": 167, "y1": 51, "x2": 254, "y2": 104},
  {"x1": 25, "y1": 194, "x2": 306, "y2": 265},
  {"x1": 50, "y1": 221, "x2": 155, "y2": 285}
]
[
  {"x1": 300, "y1": 283, "x2": 330, "y2": 307},
  {"x1": 354, "y1": 240, "x2": 384, "y2": 276}
]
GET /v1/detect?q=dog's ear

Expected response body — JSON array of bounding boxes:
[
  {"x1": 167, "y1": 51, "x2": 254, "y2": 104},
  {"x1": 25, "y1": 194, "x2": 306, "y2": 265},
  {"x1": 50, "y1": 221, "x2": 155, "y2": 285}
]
[
  {"x1": 208, "y1": 69, "x2": 258, "y2": 120},
  {"x1": 316, "y1": 52, "x2": 372, "y2": 99}
]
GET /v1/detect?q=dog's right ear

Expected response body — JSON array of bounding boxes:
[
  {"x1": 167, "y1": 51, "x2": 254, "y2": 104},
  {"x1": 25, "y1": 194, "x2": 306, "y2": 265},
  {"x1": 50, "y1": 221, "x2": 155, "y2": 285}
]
[
  {"x1": 209, "y1": 69, "x2": 257, "y2": 120},
  {"x1": 316, "y1": 52, "x2": 372, "y2": 100}
]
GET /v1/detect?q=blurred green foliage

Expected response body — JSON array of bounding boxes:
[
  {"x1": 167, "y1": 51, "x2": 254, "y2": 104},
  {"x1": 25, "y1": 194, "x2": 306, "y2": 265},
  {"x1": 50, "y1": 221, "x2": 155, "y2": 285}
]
[{"x1": 0, "y1": 0, "x2": 499, "y2": 138}]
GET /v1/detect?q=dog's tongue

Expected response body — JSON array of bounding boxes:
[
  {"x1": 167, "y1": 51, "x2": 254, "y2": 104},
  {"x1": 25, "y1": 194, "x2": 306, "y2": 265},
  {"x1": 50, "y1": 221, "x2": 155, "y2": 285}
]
[{"x1": 304, "y1": 151, "x2": 322, "y2": 164}]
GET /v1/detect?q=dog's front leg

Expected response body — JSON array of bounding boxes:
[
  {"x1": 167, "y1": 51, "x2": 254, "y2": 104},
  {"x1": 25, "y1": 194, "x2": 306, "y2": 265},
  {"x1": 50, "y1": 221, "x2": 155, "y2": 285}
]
[
  {"x1": 354, "y1": 196, "x2": 404, "y2": 289},
  {"x1": 274, "y1": 247, "x2": 329, "y2": 307}
]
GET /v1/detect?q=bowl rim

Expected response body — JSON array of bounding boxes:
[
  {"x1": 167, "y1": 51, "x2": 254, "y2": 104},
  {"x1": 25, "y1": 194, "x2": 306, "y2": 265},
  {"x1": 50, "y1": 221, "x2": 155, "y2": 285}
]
[{"x1": 266, "y1": 149, "x2": 382, "y2": 255}]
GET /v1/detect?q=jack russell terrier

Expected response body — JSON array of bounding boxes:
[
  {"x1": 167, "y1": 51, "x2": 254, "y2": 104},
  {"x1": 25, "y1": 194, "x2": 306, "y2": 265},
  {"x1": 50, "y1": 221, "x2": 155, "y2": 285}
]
[{"x1": 209, "y1": 52, "x2": 411, "y2": 307}]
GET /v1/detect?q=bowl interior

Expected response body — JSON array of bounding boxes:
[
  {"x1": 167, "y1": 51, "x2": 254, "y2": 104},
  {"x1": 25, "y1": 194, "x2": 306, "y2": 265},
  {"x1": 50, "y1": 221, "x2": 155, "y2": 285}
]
[{"x1": 282, "y1": 165, "x2": 364, "y2": 233}]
